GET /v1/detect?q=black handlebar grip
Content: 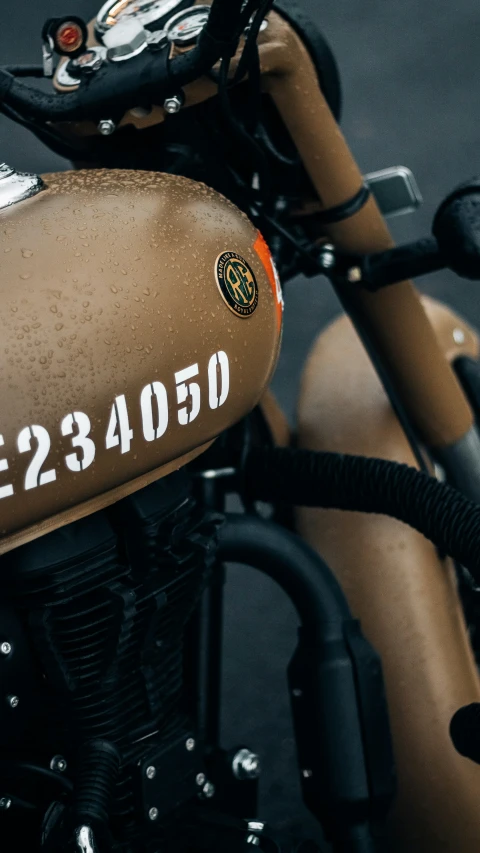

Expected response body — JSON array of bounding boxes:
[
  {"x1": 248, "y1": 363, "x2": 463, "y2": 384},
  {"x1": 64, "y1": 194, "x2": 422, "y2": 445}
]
[{"x1": 433, "y1": 178, "x2": 480, "y2": 280}]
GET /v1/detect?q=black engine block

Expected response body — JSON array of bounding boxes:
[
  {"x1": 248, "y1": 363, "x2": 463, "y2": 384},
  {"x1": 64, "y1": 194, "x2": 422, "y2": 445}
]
[{"x1": 0, "y1": 470, "x2": 221, "y2": 851}]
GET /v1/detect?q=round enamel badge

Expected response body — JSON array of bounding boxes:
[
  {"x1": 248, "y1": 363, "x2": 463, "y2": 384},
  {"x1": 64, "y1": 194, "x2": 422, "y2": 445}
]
[{"x1": 215, "y1": 251, "x2": 259, "y2": 318}]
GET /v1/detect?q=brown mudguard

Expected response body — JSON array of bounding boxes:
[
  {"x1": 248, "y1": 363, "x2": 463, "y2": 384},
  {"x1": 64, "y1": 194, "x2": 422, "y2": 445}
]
[{"x1": 296, "y1": 297, "x2": 480, "y2": 851}]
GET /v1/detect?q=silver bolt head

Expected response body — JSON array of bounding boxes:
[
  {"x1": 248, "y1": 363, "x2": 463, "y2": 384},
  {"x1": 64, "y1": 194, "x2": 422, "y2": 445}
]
[
  {"x1": 97, "y1": 119, "x2": 116, "y2": 136},
  {"x1": 7, "y1": 695, "x2": 19, "y2": 708},
  {"x1": 232, "y1": 748, "x2": 261, "y2": 780},
  {"x1": 148, "y1": 806, "x2": 159, "y2": 821},
  {"x1": 50, "y1": 755, "x2": 67, "y2": 773},
  {"x1": 195, "y1": 772, "x2": 206, "y2": 786},
  {"x1": 185, "y1": 737, "x2": 196, "y2": 752},
  {"x1": 247, "y1": 835, "x2": 261, "y2": 846},
  {"x1": 302, "y1": 768, "x2": 313, "y2": 778},
  {"x1": 164, "y1": 95, "x2": 183, "y2": 114},
  {"x1": 145, "y1": 765, "x2": 156, "y2": 780},
  {"x1": 247, "y1": 821, "x2": 265, "y2": 833},
  {"x1": 202, "y1": 781, "x2": 215, "y2": 799},
  {"x1": 453, "y1": 327, "x2": 466, "y2": 345},
  {"x1": 0, "y1": 798, "x2": 11, "y2": 810},
  {"x1": 0, "y1": 642, "x2": 12, "y2": 656},
  {"x1": 320, "y1": 251, "x2": 336, "y2": 270}
]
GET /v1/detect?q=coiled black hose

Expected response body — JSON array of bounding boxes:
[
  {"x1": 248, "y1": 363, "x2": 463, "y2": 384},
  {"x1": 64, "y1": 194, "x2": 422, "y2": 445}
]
[
  {"x1": 244, "y1": 446, "x2": 480, "y2": 580},
  {"x1": 72, "y1": 740, "x2": 120, "y2": 835}
]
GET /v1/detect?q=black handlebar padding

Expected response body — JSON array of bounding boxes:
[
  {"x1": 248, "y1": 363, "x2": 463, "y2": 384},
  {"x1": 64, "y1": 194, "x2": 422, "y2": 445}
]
[{"x1": 433, "y1": 178, "x2": 480, "y2": 280}]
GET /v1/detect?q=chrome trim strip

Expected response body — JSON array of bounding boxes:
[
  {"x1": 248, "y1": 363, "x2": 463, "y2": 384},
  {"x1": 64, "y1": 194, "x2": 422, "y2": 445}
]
[
  {"x1": 75, "y1": 826, "x2": 98, "y2": 853},
  {"x1": 0, "y1": 164, "x2": 45, "y2": 212}
]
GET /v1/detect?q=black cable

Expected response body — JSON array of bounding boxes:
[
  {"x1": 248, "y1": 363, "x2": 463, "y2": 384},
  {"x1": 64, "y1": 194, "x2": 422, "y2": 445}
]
[
  {"x1": 0, "y1": 101, "x2": 94, "y2": 161},
  {"x1": 217, "y1": 53, "x2": 272, "y2": 199},
  {"x1": 244, "y1": 446, "x2": 480, "y2": 580},
  {"x1": 232, "y1": 0, "x2": 274, "y2": 85},
  {"x1": 0, "y1": 760, "x2": 73, "y2": 794}
]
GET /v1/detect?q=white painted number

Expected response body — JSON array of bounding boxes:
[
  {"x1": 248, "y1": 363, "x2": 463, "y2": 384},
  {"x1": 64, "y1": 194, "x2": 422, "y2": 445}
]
[
  {"x1": 175, "y1": 363, "x2": 201, "y2": 425},
  {"x1": 208, "y1": 351, "x2": 230, "y2": 409},
  {"x1": 106, "y1": 395, "x2": 133, "y2": 454},
  {"x1": 62, "y1": 412, "x2": 96, "y2": 472},
  {"x1": 141, "y1": 382, "x2": 169, "y2": 442},
  {"x1": 1, "y1": 350, "x2": 232, "y2": 500},
  {"x1": 18, "y1": 425, "x2": 57, "y2": 490},
  {"x1": 0, "y1": 435, "x2": 13, "y2": 499}
]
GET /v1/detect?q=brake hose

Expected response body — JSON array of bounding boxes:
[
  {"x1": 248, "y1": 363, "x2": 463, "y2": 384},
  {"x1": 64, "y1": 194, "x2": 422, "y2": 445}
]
[{"x1": 244, "y1": 446, "x2": 480, "y2": 581}]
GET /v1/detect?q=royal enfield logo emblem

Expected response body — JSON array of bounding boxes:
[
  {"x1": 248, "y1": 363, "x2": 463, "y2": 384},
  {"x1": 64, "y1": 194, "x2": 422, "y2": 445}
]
[{"x1": 215, "y1": 251, "x2": 258, "y2": 318}]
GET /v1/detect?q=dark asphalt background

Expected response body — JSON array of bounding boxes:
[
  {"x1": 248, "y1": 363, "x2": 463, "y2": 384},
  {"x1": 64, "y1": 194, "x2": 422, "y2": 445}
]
[{"x1": 1, "y1": 0, "x2": 480, "y2": 843}]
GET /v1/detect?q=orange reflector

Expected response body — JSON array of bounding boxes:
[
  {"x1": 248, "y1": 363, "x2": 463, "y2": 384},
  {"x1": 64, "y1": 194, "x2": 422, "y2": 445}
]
[
  {"x1": 56, "y1": 22, "x2": 84, "y2": 53},
  {"x1": 253, "y1": 232, "x2": 284, "y2": 331}
]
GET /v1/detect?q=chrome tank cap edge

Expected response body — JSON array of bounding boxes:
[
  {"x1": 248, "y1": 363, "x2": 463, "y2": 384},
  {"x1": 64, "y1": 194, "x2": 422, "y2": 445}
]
[{"x1": 0, "y1": 164, "x2": 45, "y2": 212}]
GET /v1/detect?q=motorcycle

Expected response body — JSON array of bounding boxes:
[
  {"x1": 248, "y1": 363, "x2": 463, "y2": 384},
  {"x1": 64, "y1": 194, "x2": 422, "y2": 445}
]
[{"x1": 2, "y1": 1, "x2": 480, "y2": 850}]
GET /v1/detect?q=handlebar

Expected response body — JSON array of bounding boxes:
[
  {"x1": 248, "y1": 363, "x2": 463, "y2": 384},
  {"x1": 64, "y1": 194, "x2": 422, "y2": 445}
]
[
  {"x1": 0, "y1": 0, "x2": 245, "y2": 123},
  {"x1": 321, "y1": 179, "x2": 480, "y2": 291}
]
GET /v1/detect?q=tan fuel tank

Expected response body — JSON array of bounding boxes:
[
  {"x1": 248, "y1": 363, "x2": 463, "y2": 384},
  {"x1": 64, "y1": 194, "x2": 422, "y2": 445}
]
[{"x1": 0, "y1": 169, "x2": 282, "y2": 553}]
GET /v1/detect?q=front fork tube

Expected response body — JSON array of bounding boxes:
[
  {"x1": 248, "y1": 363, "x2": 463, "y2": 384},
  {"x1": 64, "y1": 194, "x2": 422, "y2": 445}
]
[{"x1": 333, "y1": 276, "x2": 480, "y2": 503}]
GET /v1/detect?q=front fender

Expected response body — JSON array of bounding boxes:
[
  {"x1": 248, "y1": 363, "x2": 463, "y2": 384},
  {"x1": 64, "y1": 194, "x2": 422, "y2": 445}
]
[{"x1": 296, "y1": 296, "x2": 480, "y2": 851}]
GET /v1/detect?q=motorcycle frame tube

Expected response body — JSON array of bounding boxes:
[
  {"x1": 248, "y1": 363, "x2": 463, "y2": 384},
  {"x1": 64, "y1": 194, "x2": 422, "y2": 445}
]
[{"x1": 258, "y1": 12, "x2": 474, "y2": 453}]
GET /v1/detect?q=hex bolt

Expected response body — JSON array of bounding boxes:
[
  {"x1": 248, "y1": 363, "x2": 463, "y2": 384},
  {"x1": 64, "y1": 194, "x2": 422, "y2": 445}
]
[
  {"x1": 302, "y1": 768, "x2": 313, "y2": 779},
  {"x1": 195, "y1": 772, "x2": 206, "y2": 787},
  {"x1": 201, "y1": 781, "x2": 215, "y2": 799},
  {"x1": 247, "y1": 836, "x2": 261, "y2": 846},
  {"x1": 148, "y1": 807, "x2": 159, "y2": 821},
  {"x1": 0, "y1": 798, "x2": 11, "y2": 810},
  {"x1": 50, "y1": 755, "x2": 67, "y2": 773},
  {"x1": 185, "y1": 737, "x2": 196, "y2": 752},
  {"x1": 319, "y1": 244, "x2": 336, "y2": 270},
  {"x1": 232, "y1": 748, "x2": 261, "y2": 781},
  {"x1": 7, "y1": 695, "x2": 19, "y2": 709},
  {"x1": 97, "y1": 119, "x2": 116, "y2": 136},
  {"x1": 0, "y1": 642, "x2": 12, "y2": 656},
  {"x1": 247, "y1": 821, "x2": 265, "y2": 833},
  {"x1": 146, "y1": 765, "x2": 156, "y2": 780},
  {"x1": 163, "y1": 94, "x2": 184, "y2": 114}
]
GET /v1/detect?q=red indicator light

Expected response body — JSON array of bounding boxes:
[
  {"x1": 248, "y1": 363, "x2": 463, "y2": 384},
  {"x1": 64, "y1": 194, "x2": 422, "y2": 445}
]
[{"x1": 56, "y1": 22, "x2": 84, "y2": 53}]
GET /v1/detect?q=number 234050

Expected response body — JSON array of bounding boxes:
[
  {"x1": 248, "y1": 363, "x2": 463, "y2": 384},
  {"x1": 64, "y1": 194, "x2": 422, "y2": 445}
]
[{"x1": 0, "y1": 350, "x2": 230, "y2": 500}]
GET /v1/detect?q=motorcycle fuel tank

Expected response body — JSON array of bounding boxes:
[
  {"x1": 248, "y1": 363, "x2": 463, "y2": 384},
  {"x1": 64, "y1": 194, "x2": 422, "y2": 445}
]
[{"x1": 0, "y1": 168, "x2": 283, "y2": 552}]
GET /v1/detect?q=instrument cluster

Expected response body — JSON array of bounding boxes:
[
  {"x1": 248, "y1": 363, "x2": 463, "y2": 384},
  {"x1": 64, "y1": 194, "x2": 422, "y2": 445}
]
[{"x1": 55, "y1": 1, "x2": 211, "y2": 89}]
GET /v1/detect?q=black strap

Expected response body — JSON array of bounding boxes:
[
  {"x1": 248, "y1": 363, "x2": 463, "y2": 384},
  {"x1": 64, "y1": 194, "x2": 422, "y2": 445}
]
[{"x1": 316, "y1": 183, "x2": 370, "y2": 225}]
